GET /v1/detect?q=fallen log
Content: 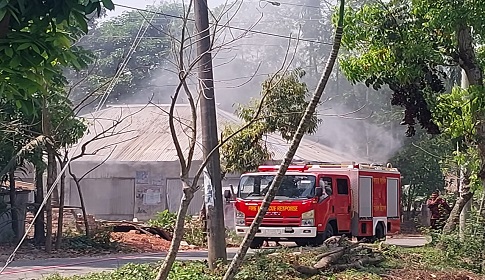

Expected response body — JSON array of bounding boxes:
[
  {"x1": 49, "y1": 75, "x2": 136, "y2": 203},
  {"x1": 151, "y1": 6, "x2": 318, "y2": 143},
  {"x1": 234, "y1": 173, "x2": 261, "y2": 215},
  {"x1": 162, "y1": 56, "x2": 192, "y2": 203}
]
[
  {"x1": 289, "y1": 235, "x2": 382, "y2": 276},
  {"x1": 323, "y1": 235, "x2": 343, "y2": 247},
  {"x1": 314, "y1": 240, "x2": 363, "y2": 269},
  {"x1": 291, "y1": 263, "x2": 320, "y2": 276},
  {"x1": 331, "y1": 256, "x2": 384, "y2": 272}
]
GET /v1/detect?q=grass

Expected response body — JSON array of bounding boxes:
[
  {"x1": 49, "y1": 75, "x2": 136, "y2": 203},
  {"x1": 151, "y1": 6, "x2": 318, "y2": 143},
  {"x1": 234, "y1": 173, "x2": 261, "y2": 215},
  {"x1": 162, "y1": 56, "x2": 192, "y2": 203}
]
[{"x1": 43, "y1": 244, "x2": 483, "y2": 280}]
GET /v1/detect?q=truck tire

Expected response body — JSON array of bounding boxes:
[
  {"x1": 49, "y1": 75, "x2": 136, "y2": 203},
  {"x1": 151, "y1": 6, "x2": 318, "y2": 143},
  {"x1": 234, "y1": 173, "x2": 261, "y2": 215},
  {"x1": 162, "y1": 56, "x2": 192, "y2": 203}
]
[
  {"x1": 249, "y1": 238, "x2": 264, "y2": 249},
  {"x1": 295, "y1": 239, "x2": 311, "y2": 247},
  {"x1": 357, "y1": 223, "x2": 385, "y2": 243},
  {"x1": 375, "y1": 222, "x2": 386, "y2": 241},
  {"x1": 324, "y1": 223, "x2": 334, "y2": 240}
]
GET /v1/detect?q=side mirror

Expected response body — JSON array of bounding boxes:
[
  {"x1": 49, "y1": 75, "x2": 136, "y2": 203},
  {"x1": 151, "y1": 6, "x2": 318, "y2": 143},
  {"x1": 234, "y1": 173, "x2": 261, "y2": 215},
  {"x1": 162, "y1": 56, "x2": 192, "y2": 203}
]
[
  {"x1": 224, "y1": 190, "x2": 232, "y2": 199},
  {"x1": 315, "y1": 187, "x2": 323, "y2": 197},
  {"x1": 325, "y1": 186, "x2": 333, "y2": 196}
]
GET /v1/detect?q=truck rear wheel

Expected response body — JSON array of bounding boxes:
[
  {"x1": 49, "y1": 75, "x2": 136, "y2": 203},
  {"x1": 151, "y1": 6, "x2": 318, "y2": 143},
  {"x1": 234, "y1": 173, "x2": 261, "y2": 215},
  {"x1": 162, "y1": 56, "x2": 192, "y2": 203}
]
[
  {"x1": 249, "y1": 238, "x2": 264, "y2": 249},
  {"x1": 375, "y1": 222, "x2": 386, "y2": 241}
]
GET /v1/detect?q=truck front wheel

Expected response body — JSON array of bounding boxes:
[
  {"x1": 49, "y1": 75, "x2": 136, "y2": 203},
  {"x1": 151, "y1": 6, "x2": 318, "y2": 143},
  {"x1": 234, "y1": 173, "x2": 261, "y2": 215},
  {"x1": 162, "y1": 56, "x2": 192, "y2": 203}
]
[
  {"x1": 324, "y1": 223, "x2": 335, "y2": 239},
  {"x1": 249, "y1": 237, "x2": 264, "y2": 249}
]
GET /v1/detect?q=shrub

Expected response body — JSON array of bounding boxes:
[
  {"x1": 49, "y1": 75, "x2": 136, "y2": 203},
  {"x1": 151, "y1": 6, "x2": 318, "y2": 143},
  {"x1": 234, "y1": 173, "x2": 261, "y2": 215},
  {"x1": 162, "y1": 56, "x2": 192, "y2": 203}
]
[
  {"x1": 148, "y1": 210, "x2": 206, "y2": 247},
  {"x1": 45, "y1": 262, "x2": 218, "y2": 280},
  {"x1": 184, "y1": 217, "x2": 206, "y2": 247},
  {"x1": 62, "y1": 226, "x2": 117, "y2": 251},
  {"x1": 413, "y1": 208, "x2": 485, "y2": 273},
  {"x1": 148, "y1": 210, "x2": 178, "y2": 232}
]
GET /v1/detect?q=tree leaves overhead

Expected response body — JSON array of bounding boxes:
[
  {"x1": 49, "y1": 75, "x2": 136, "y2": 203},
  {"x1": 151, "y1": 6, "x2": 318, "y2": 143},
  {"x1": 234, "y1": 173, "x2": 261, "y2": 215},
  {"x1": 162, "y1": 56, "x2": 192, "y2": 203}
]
[
  {"x1": 69, "y1": 3, "x2": 182, "y2": 108},
  {"x1": 390, "y1": 131, "x2": 452, "y2": 208},
  {"x1": 237, "y1": 68, "x2": 320, "y2": 141},
  {"x1": 0, "y1": 0, "x2": 112, "y2": 178},
  {"x1": 339, "y1": 1, "x2": 452, "y2": 137},
  {"x1": 0, "y1": 0, "x2": 115, "y2": 110},
  {"x1": 221, "y1": 69, "x2": 321, "y2": 174},
  {"x1": 340, "y1": 0, "x2": 485, "y2": 187}
]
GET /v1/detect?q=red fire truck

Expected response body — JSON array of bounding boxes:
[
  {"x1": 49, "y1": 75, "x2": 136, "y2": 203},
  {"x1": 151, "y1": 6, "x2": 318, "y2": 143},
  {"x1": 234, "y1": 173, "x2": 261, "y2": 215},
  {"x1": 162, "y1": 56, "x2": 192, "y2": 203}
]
[{"x1": 224, "y1": 162, "x2": 402, "y2": 248}]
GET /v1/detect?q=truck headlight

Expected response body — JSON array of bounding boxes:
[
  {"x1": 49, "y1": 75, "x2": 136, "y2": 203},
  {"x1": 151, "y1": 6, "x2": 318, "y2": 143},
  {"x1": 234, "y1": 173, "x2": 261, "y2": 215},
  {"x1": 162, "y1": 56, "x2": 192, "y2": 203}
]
[
  {"x1": 235, "y1": 210, "x2": 245, "y2": 225},
  {"x1": 301, "y1": 210, "x2": 314, "y2": 226}
]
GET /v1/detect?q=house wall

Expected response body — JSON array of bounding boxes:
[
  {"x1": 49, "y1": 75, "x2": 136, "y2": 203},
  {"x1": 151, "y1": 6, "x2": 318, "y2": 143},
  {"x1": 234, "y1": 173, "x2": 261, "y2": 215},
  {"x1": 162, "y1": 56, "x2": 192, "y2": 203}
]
[{"x1": 66, "y1": 160, "x2": 240, "y2": 224}]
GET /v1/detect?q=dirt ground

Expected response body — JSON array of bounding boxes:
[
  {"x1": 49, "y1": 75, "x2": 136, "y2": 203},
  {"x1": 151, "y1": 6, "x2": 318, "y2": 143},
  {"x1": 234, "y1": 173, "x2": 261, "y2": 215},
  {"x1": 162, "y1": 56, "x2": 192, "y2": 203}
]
[
  {"x1": 0, "y1": 230, "x2": 196, "y2": 262},
  {"x1": 110, "y1": 231, "x2": 199, "y2": 252}
]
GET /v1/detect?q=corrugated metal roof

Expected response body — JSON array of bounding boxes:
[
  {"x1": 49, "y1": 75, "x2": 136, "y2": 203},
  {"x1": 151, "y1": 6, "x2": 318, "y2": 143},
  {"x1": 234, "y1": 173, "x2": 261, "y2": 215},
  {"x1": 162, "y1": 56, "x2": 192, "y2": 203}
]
[
  {"x1": 71, "y1": 104, "x2": 360, "y2": 163},
  {"x1": 0, "y1": 180, "x2": 35, "y2": 192}
]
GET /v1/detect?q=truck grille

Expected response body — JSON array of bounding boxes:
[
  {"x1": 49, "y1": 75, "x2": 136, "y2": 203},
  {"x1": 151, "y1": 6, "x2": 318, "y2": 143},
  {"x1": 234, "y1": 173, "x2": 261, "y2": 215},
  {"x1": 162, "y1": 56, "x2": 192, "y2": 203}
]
[{"x1": 245, "y1": 217, "x2": 300, "y2": 226}]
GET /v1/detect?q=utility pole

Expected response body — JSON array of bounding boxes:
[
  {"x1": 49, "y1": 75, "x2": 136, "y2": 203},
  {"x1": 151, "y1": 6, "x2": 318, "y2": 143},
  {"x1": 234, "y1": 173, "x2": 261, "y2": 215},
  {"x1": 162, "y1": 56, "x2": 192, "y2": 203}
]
[
  {"x1": 459, "y1": 68, "x2": 470, "y2": 239},
  {"x1": 194, "y1": 0, "x2": 227, "y2": 268}
]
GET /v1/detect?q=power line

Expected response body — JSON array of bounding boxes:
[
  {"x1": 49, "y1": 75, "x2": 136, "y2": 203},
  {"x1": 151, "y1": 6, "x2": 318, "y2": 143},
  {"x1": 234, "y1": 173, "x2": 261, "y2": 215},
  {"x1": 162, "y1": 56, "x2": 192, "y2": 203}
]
[
  {"x1": 0, "y1": 1, "x2": 158, "y2": 275},
  {"x1": 114, "y1": 4, "x2": 333, "y2": 45},
  {"x1": 260, "y1": 0, "x2": 322, "y2": 9}
]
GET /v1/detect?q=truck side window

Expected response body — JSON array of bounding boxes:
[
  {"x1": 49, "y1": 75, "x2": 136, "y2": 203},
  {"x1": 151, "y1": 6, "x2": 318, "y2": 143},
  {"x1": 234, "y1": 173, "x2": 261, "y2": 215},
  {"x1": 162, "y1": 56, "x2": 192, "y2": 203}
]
[
  {"x1": 319, "y1": 177, "x2": 333, "y2": 196},
  {"x1": 337, "y1": 178, "x2": 349, "y2": 195}
]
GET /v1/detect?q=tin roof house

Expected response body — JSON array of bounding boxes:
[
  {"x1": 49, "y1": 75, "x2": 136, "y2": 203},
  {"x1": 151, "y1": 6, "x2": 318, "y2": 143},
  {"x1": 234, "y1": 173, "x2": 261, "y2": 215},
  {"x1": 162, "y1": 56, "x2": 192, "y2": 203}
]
[{"x1": 65, "y1": 104, "x2": 360, "y2": 221}]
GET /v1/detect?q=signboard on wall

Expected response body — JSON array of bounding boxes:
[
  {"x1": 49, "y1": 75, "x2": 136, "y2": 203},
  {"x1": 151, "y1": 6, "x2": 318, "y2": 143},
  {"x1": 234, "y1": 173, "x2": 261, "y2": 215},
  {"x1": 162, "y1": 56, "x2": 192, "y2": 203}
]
[{"x1": 134, "y1": 171, "x2": 165, "y2": 220}]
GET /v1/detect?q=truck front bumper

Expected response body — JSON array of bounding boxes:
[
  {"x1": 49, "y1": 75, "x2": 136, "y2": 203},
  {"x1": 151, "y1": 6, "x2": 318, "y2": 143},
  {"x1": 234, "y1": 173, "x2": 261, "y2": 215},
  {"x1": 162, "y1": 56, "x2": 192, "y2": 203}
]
[{"x1": 235, "y1": 226, "x2": 317, "y2": 238}]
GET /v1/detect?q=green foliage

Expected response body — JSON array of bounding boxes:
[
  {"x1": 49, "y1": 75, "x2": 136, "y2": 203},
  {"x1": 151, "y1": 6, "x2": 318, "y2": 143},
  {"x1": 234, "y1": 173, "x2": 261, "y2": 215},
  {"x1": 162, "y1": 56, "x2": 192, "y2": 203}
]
[
  {"x1": 434, "y1": 86, "x2": 485, "y2": 141},
  {"x1": 69, "y1": 3, "x2": 182, "y2": 107},
  {"x1": 0, "y1": 0, "x2": 115, "y2": 109},
  {"x1": 45, "y1": 263, "x2": 158, "y2": 280},
  {"x1": 45, "y1": 244, "x2": 483, "y2": 280},
  {"x1": 390, "y1": 133, "x2": 453, "y2": 210},
  {"x1": 433, "y1": 86, "x2": 483, "y2": 190},
  {"x1": 147, "y1": 211, "x2": 206, "y2": 247},
  {"x1": 183, "y1": 218, "x2": 206, "y2": 247},
  {"x1": 221, "y1": 122, "x2": 272, "y2": 174},
  {"x1": 45, "y1": 262, "x2": 218, "y2": 280},
  {"x1": 0, "y1": 0, "x2": 111, "y2": 183},
  {"x1": 237, "y1": 68, "x2": 320, "y2": 141},
  {"x1": 62, "y1": 228, "x2": 117, "y2": 251},
  {"x1": 339, "y1": 0, "x2": 485, "y2": 196},
  {"x1": 147, "y1": 210, "x2": 177, "y2": 232},
  {"x1": 339, "y1": 1, "x2": 448, "y2": 136},
  {"x1": 221, "y1": 69, "x2": 321, "y2": 174},
  {"x1": 234, "y1": 252, "x2": 295, "y2": 280},
  {"x1": 418, "y1": 209, "x2": 485, "y2": 273}
]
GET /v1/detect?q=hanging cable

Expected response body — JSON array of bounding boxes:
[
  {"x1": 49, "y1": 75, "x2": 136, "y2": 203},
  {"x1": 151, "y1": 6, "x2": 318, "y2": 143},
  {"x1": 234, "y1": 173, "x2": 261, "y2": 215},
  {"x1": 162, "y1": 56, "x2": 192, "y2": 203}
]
[{"x1": 0, "y1": 3, "x2": 158, "y2": 276}]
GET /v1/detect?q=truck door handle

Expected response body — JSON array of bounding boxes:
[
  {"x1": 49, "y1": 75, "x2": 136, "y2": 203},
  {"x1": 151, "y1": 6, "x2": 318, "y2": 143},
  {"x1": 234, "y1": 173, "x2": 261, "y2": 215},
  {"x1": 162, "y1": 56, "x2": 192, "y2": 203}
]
[
  {"x1": 332, "y1": 206, "x2": 334, "y2": 213},
  {"x1": 348, "y1": 206, "x2": 351, "y2": 213}
]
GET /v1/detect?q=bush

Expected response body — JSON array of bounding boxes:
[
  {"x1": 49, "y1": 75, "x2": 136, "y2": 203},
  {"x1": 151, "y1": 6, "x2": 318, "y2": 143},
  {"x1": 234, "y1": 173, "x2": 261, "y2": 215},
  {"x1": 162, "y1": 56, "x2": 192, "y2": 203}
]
[
  {"x1": 413, "y1": 208, "x2": 485, "y2": 273},
  {"x1": 148, "y1": 210, "x2": 177, "y2": 232},
  {"x1": 148, "y1": 210, "x2": 206, "y2": 247},
  {"x1": 45, "y1": 262, "x2": 218, "y2": 280},
  {"x1": 184, "y1": 217, "x2": 206, "y2": 247},
  {"x1": 62, "y1": 227, "x2": 117, "y2": 251}
]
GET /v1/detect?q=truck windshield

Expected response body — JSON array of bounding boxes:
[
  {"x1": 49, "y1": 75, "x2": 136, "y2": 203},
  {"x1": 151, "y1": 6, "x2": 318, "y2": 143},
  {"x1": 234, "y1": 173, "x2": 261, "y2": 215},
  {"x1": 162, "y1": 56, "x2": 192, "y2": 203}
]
[{"x1": 238, "y1": 174, "x2": 316, "y2": 199}]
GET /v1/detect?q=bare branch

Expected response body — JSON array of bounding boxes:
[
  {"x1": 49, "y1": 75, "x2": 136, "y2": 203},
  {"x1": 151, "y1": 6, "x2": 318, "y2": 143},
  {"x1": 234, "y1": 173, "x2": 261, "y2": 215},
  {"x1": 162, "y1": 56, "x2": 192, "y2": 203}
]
[{"x1": 70, "y1": 103, "x2": 150, "y2": 161}]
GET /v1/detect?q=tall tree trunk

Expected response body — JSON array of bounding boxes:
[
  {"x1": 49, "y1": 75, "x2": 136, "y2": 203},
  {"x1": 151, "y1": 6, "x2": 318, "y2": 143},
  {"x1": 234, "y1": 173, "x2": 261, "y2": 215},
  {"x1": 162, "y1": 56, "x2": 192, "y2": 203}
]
[
  {"x1": 155, "y1": 182, "x2": 194, "y2": 280},
  {"x1": 45, "y1": 148, "x2": 56, "y2": 253},
  {"x1": 405, "y1": 184, "x2": 415, "y2": 221},
  {"x1": 55, "y1": 158, "x2": 66, "y2": 250},
  {"x1": 443, "y1": 191, "x2": 473, "y2": 234},
  {"x1": 442, "y1": 21, "x2": 484, "y2": 235},
  {"x1": 200, "y1": 201, "x2": 207, "y2": 239},
  {"x1": 223, "y1": 1, "x2": 345, "y2": 278},
  {"x1": 8, "y1": 169, "x2": 19, "y2": 243},
  {"x1": 68, "y1": 166, "x2": 90, "y2": 237},
  {"x1": 34, "y1": 163, "x2": 46, "y2": 245}
]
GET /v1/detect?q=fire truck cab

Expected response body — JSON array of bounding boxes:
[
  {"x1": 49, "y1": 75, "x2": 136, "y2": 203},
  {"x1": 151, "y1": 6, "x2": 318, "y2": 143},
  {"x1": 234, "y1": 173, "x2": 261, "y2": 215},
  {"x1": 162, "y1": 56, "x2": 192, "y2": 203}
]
[{"x1": 226, "y1": 162, "x2": 401, "y2": 249}]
